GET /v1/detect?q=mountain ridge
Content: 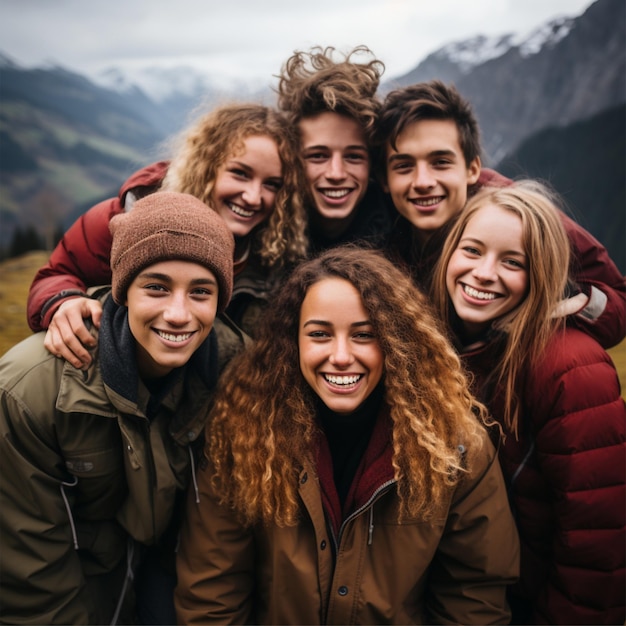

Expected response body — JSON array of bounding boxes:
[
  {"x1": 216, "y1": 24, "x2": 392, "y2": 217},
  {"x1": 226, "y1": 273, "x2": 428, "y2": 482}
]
[{"x1": 0, "y1": 0, "x2": 623, "y2": 264}]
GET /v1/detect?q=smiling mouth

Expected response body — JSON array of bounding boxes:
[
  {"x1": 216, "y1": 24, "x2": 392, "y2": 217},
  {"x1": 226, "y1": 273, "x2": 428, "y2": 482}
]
[
  {"x1": 463, "y1": 285, "x2": 497, "y2": 301},
  {"x1": 155, "y1": 330, "x2": 194, "y2": 343},
  {"x1": 323, "y1": 374, "x2": 362, "y2": 387},
  {"x1": 227, "y1": 202, "x2": 255, "y2": 218},
  {"x1": 319, "y1": 188, "x2": 353, "y2": 199},
  {"x1": 411, "y1": 196, "x2": 444, "y2": 207}
]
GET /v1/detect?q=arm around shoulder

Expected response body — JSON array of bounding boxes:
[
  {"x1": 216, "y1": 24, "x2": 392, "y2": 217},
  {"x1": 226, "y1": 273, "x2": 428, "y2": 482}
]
[
  {"x1": 560, "y1": 211, "x2": 626, "y2": 348},
  {"x1": 27, "y1": 196, "x2": 123, "y2": 331}
]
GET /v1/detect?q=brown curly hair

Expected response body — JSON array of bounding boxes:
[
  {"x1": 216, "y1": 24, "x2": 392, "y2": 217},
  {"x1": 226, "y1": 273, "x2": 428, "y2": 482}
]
[
  {"x1": 276, "y1": 46, "x2": 384, "y2": 146},
  {"x1": 161, "y1": 103, "x2": 308, "y2": 268},
  {"x1": 208, "y1": 245, "x2": 489, "y2": 527}
]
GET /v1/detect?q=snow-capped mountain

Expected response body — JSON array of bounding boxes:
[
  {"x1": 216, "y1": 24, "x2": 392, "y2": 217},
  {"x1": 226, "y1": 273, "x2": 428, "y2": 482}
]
[
  {"x1": 516, "y1": 16, "x2": 574, "y2": 56},
  {"x1": 386, "y1": 0, "x2": 623, "y2": 162},
  {"x1": 93, "y1": 63, "x2": 271, "y2": 106}
]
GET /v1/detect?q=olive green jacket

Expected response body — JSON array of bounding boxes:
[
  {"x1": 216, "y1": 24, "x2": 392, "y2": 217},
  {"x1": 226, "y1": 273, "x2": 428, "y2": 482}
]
[{"x1": 0, "y1": 294, "x2": 247, "y2": 625}]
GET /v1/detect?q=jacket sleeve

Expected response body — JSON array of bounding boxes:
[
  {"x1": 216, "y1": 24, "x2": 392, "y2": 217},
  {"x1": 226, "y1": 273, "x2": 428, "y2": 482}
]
[
  {"x1": 426, "y1": 432, "x2": 520, "y2": 625},
  {"x1": 175, "y1": 453, "x2": 256, "y2": 625},
  {"x1": 559, "y1": 211, "x2": 626, "y2": 349},
  {"x1": 526, "y1": 329, "x2": 626, "y2": 624},
  {"x1": 26, "y1": 161, "x2": 169, "y2": 332},
  {"x1": 26, "y1": 196, "x2": 121, "y2": 331},
  {"x1": 0, "y1": 385, "x2": 94, "y2": 624}
]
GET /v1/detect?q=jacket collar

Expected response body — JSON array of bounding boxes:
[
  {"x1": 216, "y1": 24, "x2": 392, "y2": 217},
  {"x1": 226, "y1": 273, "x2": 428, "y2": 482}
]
[{"x1": 316, "y1": 406, "x2": 394, "y2": 535}]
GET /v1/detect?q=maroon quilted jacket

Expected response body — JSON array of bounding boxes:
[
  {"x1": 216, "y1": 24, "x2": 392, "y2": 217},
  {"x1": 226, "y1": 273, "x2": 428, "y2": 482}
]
[{"x1": 462, "y1": 327, "x2": 626, "y2": 624}]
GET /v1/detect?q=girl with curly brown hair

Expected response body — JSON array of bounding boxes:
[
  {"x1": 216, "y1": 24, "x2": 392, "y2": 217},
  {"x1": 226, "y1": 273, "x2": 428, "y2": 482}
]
[
  {"x1": 175, "y1": 245, "x2": 519, "y2": 625},
  {"x1": 277, "y1": 46, "x2": 396, "y2": 253},
  {"x1": 27, "y1": 103, "x2": 308, "y2": 366}
]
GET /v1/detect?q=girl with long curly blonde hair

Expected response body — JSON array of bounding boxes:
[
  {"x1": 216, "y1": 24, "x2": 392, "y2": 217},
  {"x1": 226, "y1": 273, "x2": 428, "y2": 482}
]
[
  {"x1": 163, "y1": 103, "x2": 307, "y2": 269},
  {"x1": 175, "y1": 246, "x2": 519, "y2": 625}
]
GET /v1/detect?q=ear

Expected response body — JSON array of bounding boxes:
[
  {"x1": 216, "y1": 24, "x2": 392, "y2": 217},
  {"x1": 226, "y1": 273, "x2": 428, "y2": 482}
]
[{"x1": 467, "y1": 156, "x2": 481, "y2": 185}]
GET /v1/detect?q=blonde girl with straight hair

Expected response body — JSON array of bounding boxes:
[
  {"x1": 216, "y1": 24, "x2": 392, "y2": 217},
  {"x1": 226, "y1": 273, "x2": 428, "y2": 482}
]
[{"x1": 431, "y1": 180, "x2": 625, "y2": 624}]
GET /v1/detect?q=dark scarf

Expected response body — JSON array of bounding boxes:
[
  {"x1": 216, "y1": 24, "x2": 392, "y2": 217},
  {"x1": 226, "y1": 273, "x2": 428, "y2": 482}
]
[{"x1": 98, "y1": 296, "x2": 217, "y2": 415}]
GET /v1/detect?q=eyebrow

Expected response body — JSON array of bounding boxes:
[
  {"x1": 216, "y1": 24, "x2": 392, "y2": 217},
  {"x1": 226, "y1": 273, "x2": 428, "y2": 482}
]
[
  {"x1": 227, "y1": 159, "x2": 283, "y2": 183},
  {"x1": 388, "y1": 148, "x2": 457, "y2": 163},
  {"x1": 138, "y1": 272, "x2": 218, "y2": 286},
  {"x1": 303, "y1": 144, "x2": 368, "y2": 152},
  {"x1": 302, "y1": 319, "x2": 372, "y2": 328},
  {"x1": 460, "y1": 236, "x2": 527, "y2": 257}
]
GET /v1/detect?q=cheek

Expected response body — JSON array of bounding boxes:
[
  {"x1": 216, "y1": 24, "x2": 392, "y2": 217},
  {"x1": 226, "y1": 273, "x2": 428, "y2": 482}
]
[
  {"x1": 304, "y1": 162, "x2": 320, "y2": 183},
  {"x1": 211, "y1": 176, "x2": 235, "y2": 203},
  {"x1": 369, "y1": 349, "x2": 384, "y2": 383},
  {"x1": 354, "y1": 163, "x2": 370, "y2": 185},
  {"x1": 386, "y1": 173, "x2": 402, "y2": 195},
  {"x1": 446, "y1": 255, "x2": 464, "y2": 290},
  {"x1": 512, "y1": 275, "x2": 530, "y2": 302},
  {"x1": 261, "y1": 190, "x2": 278, "y2": 212},
  {"x1": 198, "y1": 302, "x2": 219, "y2": 328}
]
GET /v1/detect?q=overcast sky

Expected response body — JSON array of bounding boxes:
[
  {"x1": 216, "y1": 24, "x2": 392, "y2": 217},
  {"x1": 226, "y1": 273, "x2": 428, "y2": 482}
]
[{"x1": 1, "y1": 0, "x2": 596, "y2": 85}]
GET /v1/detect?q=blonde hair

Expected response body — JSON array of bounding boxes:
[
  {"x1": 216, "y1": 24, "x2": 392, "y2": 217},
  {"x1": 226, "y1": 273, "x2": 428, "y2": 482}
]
[
  {"x1": 276, "y1": 46, "x2": 384, "y2": 146},
  {"x1": 208, "y1": 246, "x2": 489, "y2": 527},
  {"x1": 432, "y1": 180, "x2": 571, "y2": 435},
  {"x1": 161, "y1": 103, "x2": 307, "y2": 268}
]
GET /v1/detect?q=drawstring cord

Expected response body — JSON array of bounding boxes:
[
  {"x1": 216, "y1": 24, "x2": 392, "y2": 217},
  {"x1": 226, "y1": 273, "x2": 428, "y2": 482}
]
[
  {"x1": 188, "y1": 446, "x2": 200, "y2": 504},
  {"x1": 60, "y1": 476, "x2": 79, "y2": 550},
  {"x1": 110, "y1": 537, "x2": 135, "y2": 625}
]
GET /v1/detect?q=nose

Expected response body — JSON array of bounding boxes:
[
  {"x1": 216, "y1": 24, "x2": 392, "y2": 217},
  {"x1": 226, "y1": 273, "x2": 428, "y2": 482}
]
[
  {"x1": 162, "y1": 292, "x2": 193, "y2": 326},
  {"x1": 328, "y1": 336, "x2": 354, "y2": 367},
  {"x1": 412, "y1": 162, "x2": 435, "y2": 190},
  {"x1": 472, "y1": 256, "x2": 498, "y2": 282},
  {"x1": 326, "y1": 153, "x2": 347, "y2": 181},
  {"x1": 242, "y1": 181, "x2": 262, "y2": 207}
]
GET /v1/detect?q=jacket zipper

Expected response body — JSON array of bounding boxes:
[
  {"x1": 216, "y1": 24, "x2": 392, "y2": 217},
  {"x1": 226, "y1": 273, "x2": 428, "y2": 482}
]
[{"x1": 333, "y1": 479, "x2": 397, "y2": 550}]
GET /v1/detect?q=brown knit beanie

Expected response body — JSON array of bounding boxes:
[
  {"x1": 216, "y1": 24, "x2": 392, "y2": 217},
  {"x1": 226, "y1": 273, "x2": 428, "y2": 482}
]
[{"x1": 110, "y1": 191, "x2": 234, "y2": 311}]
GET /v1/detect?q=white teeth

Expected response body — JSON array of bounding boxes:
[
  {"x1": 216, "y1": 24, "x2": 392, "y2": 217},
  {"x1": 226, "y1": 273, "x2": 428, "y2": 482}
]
[
  {"x1": 324, "y1": 374, "x2": 362, "y2": 386},
  {"x1": 413, "y1": 197, "x2": 442, "y2": 207},
  {"x1": 157, "y1": 331, "x2": 192, "y2": 343},
  {"x1": 463, "y1": 285, "x2": 496, "y2": 300},
  {"x1": 228, "y1": 202, "x2": 255, "y2": 217},
  {"x1": 322, "y1": 189, "x2": 350, "y2": 199}
]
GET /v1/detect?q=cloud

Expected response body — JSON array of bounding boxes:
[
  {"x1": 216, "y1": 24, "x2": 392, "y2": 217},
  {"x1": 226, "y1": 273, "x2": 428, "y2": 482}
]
[{"x1": 1, "y1": 0, "x2": 595, "y2": 82}]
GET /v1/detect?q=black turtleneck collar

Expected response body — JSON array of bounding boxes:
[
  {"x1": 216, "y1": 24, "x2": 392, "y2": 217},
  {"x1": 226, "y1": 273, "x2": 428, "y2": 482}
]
[{"x1": 317, "y1": 382, "x2": 385, "y2": 507}]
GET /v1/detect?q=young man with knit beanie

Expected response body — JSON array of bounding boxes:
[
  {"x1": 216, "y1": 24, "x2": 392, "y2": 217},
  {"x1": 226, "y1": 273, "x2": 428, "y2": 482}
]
[{"x1": 0, "y1": 191, "x2": 234, "y2": 625}]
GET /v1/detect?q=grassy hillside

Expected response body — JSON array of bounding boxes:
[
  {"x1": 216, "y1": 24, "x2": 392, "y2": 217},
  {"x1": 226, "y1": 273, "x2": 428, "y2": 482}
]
[{"x1": 1, "y1": 251, "x2": 624, "y2": 400}]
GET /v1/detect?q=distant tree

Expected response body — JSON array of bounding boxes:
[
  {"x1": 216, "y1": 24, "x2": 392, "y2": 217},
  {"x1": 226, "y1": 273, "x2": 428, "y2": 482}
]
[
  {"x1": 9, "y1": 226, "x2": 44, "y2": 258},
  {"x1": 26, "y1": 184, "x2": 71, "y2": 251}
]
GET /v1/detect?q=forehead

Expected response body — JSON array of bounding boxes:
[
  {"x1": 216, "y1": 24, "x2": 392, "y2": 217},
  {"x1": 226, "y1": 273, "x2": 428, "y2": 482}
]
[
  {"x1": 300, "y1": 277, "x2": 367, "y2": 319},
  {"x1": 389, "y1": 118, "x2": 463, "y2": 156},
  {"x1": 464, "y1": 204, "x2": 524, "y2": 245},
  {"x1": 299, "y1": 112, "x2": 367, "y2": 148}
]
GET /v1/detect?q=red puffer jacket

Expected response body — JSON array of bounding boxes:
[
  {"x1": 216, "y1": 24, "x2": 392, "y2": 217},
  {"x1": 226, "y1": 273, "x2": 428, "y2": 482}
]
[
  {"x1": 27, "y1": 161, "x2": 169, "y2": 331},
  {"x1": 463, "y1": 327, "x2": 626, "y2": 624}
]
